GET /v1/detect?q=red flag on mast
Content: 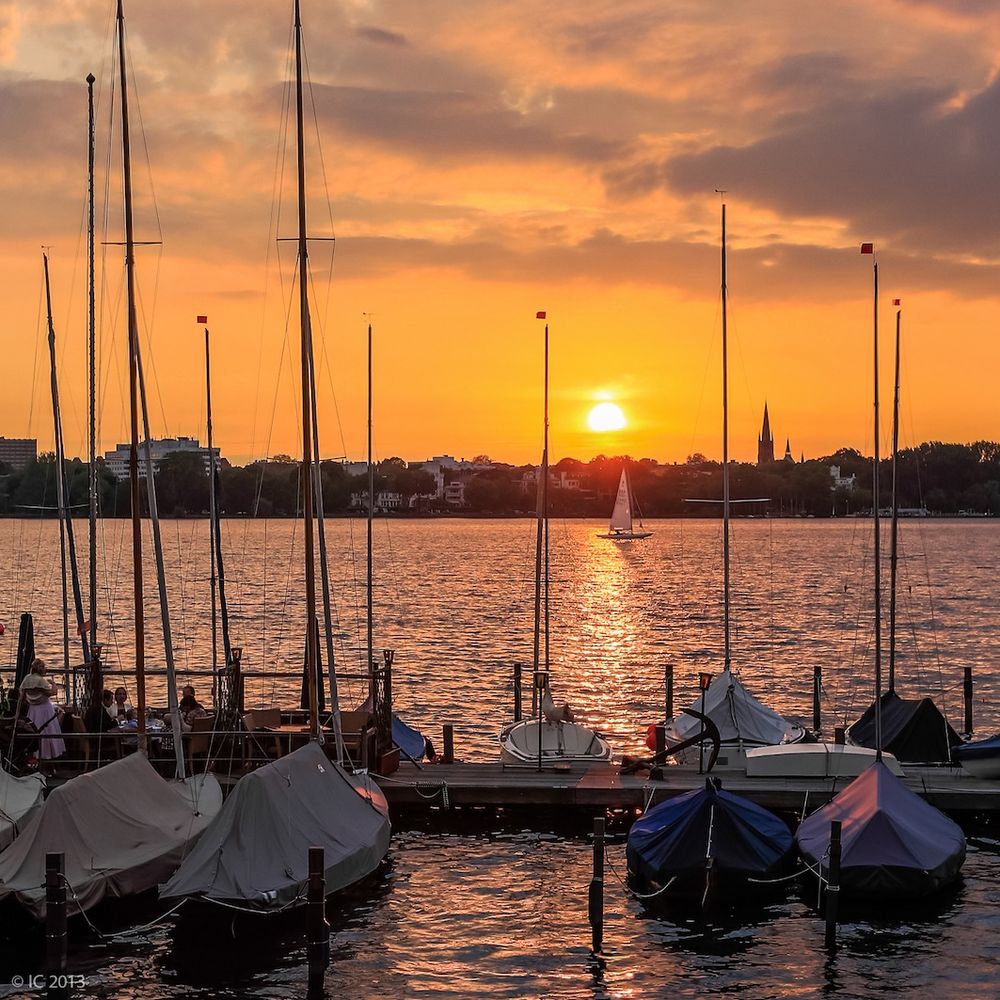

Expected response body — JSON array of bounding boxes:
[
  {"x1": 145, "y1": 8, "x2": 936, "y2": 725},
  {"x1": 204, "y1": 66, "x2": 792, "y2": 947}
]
[
  {"x1": 860, "y1": 243, "x2": 874, "y2": 254},
  {"x1": 892, "y1": 298, "x2": 900, "y2": 306},
  {"x1": 536, "y1": 311, "x2": 546, "y2": 319},
  {"x1": 196, "y1": 315, "x2": 208, "y2": 324}
]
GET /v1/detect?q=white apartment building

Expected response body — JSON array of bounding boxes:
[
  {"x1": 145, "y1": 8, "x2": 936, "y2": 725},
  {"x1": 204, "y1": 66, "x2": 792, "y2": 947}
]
[{"x1": 103, "y1": 437, "x2": 221, "y2": 481}]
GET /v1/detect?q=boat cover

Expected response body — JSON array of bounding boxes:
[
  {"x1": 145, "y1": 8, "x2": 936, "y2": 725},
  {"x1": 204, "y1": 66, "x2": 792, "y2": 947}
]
[
  {"x1": 0, "y1": 770, "x2": 45, "y2": 851},
  {"x1": 669, "y1": 669, "x2": 797, "y2": 746},
  {"x1": 161, "y1": 741, "x2": 391, "y2": 907},
  {"x1": 954, "y1": 733, "x2": 1000, "y2": 763},
  {"x1": 392, "y1": 714, "x2": 426, "y2": 761},
  {"x1": 796, "y1": 761, "x2": 966, "y2": 897},
  {"x1": 627, "y1": 781, "x2": 793, "y2": 883},
  {"x1": 0, "y1": 753, "x2": 222, "y2": 918},
  {"x1": 848, "y1": 690, "x2": 961, "y2": 763}
]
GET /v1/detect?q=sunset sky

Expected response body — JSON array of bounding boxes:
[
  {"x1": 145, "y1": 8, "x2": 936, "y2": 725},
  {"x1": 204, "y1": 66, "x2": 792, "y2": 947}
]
[{"x1": 2, "y1": 0, "x2": 999, "y2": 467}]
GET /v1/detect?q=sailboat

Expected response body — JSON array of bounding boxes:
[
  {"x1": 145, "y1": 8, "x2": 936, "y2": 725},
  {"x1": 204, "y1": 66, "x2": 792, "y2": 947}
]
[
  {"x1": 500, "y1": 314, "x2": 611, "y2": 766},
  {"x1": 847, "y1": 307, "x2": 961, "y2": 764},
  {"x1": 0, "y1": 8, "x2": 223, "y2": 915},
  {"x1": 657, "y1": 201, "x2": 804, "y2": 769},
  {"x1": 598, "y1": 466, "x2": 651, "y2": 540},
  {"x1": 161, "y1": 0, "x2": 390, "y2": 911},
  {"x1": 795, "y1": 256, "x2": 966, "y2": 899}
]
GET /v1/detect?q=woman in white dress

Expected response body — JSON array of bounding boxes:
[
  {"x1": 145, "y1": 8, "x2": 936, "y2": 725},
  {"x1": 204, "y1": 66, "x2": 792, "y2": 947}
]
[{"x1": 18, "y1": 658, "x2": 66, "y2": 760}]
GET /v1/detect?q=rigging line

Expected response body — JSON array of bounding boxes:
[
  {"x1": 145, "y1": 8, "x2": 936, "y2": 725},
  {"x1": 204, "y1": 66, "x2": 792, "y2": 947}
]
[
  {"x1": 123, "y1": 22, "x2": 163, "y2": 246},
  {"x1": 134, "y1": 260, "x2": 169, "y2": 435}
]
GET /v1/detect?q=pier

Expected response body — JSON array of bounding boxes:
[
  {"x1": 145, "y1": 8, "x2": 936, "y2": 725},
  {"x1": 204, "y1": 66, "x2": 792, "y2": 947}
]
[{"x1": 376, "y1": 761, "x2": 1000, "y2": 817}]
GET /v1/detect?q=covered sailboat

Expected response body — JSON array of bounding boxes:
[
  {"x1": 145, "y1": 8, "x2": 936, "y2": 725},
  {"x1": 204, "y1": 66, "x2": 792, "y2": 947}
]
[
  {"x1": 796, "y1": 760, "x2": 965, "y2": 898},
  {"x1": 627, "y1": 779, "x2": 793, "y2": 903},
  {"x1": 0, "y1": 754, "x2": 221, "y2": 918},
  {"x1": 0, "y1": 771, "x2": 45, "y2": 852},
  {"x1": 161, "y1": 742, "x2": 390, "y2": 908},
  {"x1": 598, "y1": 467, "x2": 651, "y2": 540},
  {"x1": 848, "y1": 690, "x2": 961, "y2": 764}
]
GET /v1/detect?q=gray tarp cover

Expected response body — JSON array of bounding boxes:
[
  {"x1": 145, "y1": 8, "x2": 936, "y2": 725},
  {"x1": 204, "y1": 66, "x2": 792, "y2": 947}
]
[
  {"x1": 161, "y1": 742, "x2": 391, "y2": 907},
  {"x1": 0, "y1": 753, "x2": 222, "y2": 918},
  {"x1": 0, "y1": 770, "x2": 45, "y2": 851}
]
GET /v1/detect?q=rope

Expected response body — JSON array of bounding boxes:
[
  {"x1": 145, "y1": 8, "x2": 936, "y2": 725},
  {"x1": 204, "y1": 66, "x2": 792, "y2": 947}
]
[
  {"x1": 198, "y1": 892, "x2": 306, "y2": 915},
  {"x1": 603, "y1": 845, "x2": 677, "y2": 901},
  {"x1": 55, "y1": 873, "x2": 187, "y2": 939}
]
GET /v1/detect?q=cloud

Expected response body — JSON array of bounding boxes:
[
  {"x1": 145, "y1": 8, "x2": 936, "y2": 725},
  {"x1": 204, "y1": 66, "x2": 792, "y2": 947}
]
[{"x1": 354, "y1": 26, "x2": 409, "y2": 47}]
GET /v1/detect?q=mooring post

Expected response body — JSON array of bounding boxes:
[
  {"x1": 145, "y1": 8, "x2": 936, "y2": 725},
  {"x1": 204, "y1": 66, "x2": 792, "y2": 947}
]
[
  {"x1": 307, "y1": 846, "x2": 329, "y2": 997},
  {"x1": 665, "y1": 662, "x2": 674, "y2": 721},
  {"x1": 588, "y1": 815, "x2": 605, "y2": 954},
  {"x1": 45, "y1": 852, "x2": 67, "y2": 999},
  {"x1": 654, "y1": 723, "x2": 666, "y2": 759},
  {"x1": 442, "y1": 723, "x2": 454, "y2": 764},
  {"x1": 513, "y1": 663, "x2": 522, "y2": 723},
  {"x1": 834, "y1": 726, "x2": 845, "y2": 746},
  {"x1": 964, "y1": 667, "x2": 973, "y2": 736},
  {"x1": 813, "y1": 664, "x2": 822, "y2": 734},
  {"x1": 824, "y1": 820, "x2": 842, "y2": 951}
]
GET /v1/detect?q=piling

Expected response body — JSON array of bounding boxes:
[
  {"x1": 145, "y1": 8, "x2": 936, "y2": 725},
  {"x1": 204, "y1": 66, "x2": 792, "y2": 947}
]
[
  {"x1": 442, "y1": 724, "x2": 455, "y2": 764},
  {"x1": 654, "y1": 724, "x2": 666, "y2": 759},
  {"x1": 812, "y1": 665, "x2": 822, "y2": 733},
  {"x1": 588, "y1": 816, "x2": 605, "y2": 954},
  {"x1": 45, "y1": 852, "x2": 67, "y2": 999},
  {"x1": 824, "y1": 820, "x2": 842, "y2": 951},
  {"x1": 513, "y1": 663, "x2": 522, "y2": 723},
  {"x1": 964, "y1": 667, "x2": 974, "y2": 736},
  {"x1": 306, "y1": 846, "x2": 329, "y2": 997},
  {"x1": 664, "y1": 662, "x2": 674, "y2": 721},
  {"x1": 834, "y1": 726, "x2": 845, "y2": 746}
]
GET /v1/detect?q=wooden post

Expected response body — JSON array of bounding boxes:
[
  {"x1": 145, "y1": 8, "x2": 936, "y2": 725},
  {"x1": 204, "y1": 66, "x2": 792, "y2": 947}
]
[
  {"x1": 834, "y1": 726, "x2": 845, "y2": 746},
  {"x1": 665, "y1": 662, "x2": 674, "y2": 721},
  {"x1": 654, "y1": 723, "x2": 666, "y2": 759},
  {"x1": 824, "y1": 820, "x2": 842, "y2": 950},
  {"x1": 964, "y1": 667, "x2": 973, "y2": 736},
  {"x1": 45, "y1": 852, "x2": 68, "y2": 999},
  {"x1": 442, "y1": 723, "x2": 454, "y2": 764},
  {"x1": 513, "y1": 663, "x2": 522, "y2": 723},
  {"x1": 307, "y1": 846, "x2": 329, "y2": 997},
  {"x1": 588, "y1": 816, "x2": 605, "y2": 954},
  {"x1": 813, "y1": 664, "x2": 822, "y2": 734}
]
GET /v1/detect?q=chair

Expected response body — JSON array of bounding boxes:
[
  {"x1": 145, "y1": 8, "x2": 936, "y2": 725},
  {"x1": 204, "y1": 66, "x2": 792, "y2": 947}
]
[
  {"x1": 243, "y1": 708, "x2": 283, "y2": 760},
  {"x1": 337, "y1": 710, "x2": 377, "y2": 770},
  {"x1": 184, "y1": 714, "x2": 216, "y2": 774}
]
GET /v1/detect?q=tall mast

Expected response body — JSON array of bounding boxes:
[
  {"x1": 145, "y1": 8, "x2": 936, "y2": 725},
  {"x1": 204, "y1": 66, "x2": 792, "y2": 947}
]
[
  {"x1": 367, "y1": 319, "x2": 374, "y2": 688},
  {"x1": 86, "y1": 72, "x2": 98, "y2": 653},
  {"x1": 720, "y1": 199, "x2": 731, "y2": 671},
  {"x1": 543, "y1": 319, "x2": 550, "y2": 674},
  {"x1": 117, "y1": 0, "x2": 146, "y2": 748},
  {"x1": 294, "y1": 0, "x2": 319, "y2": 739},
  {"x1": 888, "y1": 306, "x2": 901, "y2": 694},
  {"x1": 872, "y1": 257, "x2": 883, "y2": 761}
]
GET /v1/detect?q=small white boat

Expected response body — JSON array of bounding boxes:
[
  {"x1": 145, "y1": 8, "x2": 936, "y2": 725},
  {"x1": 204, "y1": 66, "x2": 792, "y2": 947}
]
[
  {"x1": 746, "y1": 742, "x2": 903, "y2": 778},
  {"x1": 598, "y1": 467, "x2": 651, "y2": 540},
  {"x1": 500, "y1": 718, "x2": 611, "y2": 765}
]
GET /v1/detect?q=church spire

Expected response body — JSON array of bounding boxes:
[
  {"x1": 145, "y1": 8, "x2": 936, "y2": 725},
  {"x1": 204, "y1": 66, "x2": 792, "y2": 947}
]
[
  {"x1": 784, "y1": 437, "x2": 794, "y2": 463},
  {"x1": 757, "y1": 402, "x2": 774, "y2": 465}
]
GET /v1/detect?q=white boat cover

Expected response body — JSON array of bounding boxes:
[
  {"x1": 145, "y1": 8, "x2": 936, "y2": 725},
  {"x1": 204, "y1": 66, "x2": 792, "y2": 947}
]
[
  {"x1": 746, "y1": 743, "x2": 904, "y2": 779},
  {"x1": 0, "y1": 770, "x2": 46, "y2": 851},
  {"x1": 668, "y1": 668, "x2": 798, "y2": 747},
  {"x1": 161, "y1": 741, "x2": 391, "y2": 908},
  {"x1": 0, "y1": 753, "x2": 222, "y2": 918}
]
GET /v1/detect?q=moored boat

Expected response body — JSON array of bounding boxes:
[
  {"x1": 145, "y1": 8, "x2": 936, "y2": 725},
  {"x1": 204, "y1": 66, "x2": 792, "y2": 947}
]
[{"x1": 954, "y1": 733, "x2": 1000, "y2": 779}]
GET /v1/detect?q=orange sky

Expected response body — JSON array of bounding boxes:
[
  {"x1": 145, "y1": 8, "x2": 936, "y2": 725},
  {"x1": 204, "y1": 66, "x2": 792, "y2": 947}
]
[{"x1": 3, "y1": 0, "x2": 1000, "y2": 466}]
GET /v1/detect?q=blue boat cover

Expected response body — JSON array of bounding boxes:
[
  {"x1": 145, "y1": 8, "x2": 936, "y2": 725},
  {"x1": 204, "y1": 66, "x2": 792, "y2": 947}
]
[
  {"x1": 392, "y1": 714, "x2": 426, "y2": 760},
  {"x1": 796, "y1": 761, "x2": 965, "y2": 895},
  {"x1": 954, "y1": 733, "x2": 1000, "y2": 761},
  {"x1": 627, "y1": 781, "x2": 793, "y2": 883}
]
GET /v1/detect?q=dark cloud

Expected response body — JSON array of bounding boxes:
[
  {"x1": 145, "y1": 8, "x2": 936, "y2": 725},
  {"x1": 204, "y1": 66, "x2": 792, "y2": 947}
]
[
  {"x1": 660, "y1": 78, "x2": 1000, "y2": 256},
  {"x1": 355, "y1": 26, "x2": 409, "y2": 47}
]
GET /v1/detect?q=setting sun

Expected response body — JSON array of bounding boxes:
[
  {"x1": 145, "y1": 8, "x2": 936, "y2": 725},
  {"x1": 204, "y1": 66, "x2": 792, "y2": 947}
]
[{"x1": 587, "y1": 401, "x2": 627, "y2": 433}]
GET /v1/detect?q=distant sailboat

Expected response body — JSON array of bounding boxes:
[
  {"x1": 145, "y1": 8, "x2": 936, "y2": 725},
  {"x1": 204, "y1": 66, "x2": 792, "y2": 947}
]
[{"x1": 598, "y1": 467, "x2": 651, "y2": 540}]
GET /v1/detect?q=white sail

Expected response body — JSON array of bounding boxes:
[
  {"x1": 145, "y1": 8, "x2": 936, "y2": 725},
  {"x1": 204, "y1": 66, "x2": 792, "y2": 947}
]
[{"x1": 609, "y1": 469, "x2": 633, "y2": 531}]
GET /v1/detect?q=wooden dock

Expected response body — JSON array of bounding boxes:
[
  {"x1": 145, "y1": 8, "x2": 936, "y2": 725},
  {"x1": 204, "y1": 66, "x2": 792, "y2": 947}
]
[{"x1": 375, "y1": 762, "x2": 1000, "y2": 817}]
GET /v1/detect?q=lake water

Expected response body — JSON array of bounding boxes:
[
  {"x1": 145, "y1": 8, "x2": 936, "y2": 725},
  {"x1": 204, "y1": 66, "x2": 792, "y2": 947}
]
[{"x1": 0, "y1": 518, "x2": 998, "y2": 998}]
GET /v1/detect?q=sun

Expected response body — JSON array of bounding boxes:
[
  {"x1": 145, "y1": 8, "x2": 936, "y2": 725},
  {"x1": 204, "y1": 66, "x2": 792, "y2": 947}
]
[{"x1": 587, "y1": 401, "x2": 627, "y2": 432}]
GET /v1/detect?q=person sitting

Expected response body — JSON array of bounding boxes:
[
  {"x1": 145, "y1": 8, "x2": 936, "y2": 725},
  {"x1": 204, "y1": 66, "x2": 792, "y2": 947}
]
[
  {"x1": 18, "y1": 658, "x2": 65, "y2": 761},
  {"x1": 84, "y1": 690, "x2": 122, "y2": 764},
  {"x1": 174, "y1": 688, "x2": 208, "y2": 733},
  {"x1": 113, "y1": 686, "x2": 133, "y2": 721}
]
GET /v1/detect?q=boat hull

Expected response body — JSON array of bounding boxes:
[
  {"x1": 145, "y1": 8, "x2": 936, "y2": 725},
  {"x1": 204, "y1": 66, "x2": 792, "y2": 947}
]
[
  {"x1": 746, "y1": 743, "x2": 903, "y2": 778},
  {"x1": 664, "y1": 728, "x2": 807, "y2": 769},
  {"x1": 597, "y1": 530, "x2": 652, "y2": 540},
  {"x1": 499, "y1": 719, "x2": 611, "y2": 765},
  {"x1": 954, "y1": 735, "x2": 1000, "y2": 779}
]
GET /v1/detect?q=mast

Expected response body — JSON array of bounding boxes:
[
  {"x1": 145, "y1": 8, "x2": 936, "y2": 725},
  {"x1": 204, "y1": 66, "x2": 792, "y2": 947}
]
[
  {"x1": 888, "y1": 305, "x2": 901, "y2": 694},
  {"x1": 720, "y1": 199, "x2": 731, "y2": 672},
  {"x1": 367, "y1": 319, "x2": 374, "y2": 694},
  {"x1": 543, "y1": 319, "x2": 550, "y2": 675},
  {"x1": 87, "y1": 72, "x2": 98, "y2": 653},
  {"x1": 871, "y1": 256, "x2": 883, "y2": 761},
  {"x1": 294, "y1": 0, "x2": 320, "y2": 739},
  {"x1": 117, "y1": 0, "x2": 146, "y2": 749}
]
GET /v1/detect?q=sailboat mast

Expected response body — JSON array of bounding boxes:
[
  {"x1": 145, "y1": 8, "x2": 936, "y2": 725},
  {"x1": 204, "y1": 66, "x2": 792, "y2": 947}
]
[
  {"x1": 367, "y1": 320, "x2": 373, "y2": 685},
  {"x1": 720, "y1": 201, "x2": 731, "y2": 671},
  {"x1": 117, "y1": 0, "x2": 146, "y2": 746},
  {"x1": 543, "y1": 319, "x2": 550, "y2": 674},
  {"x1": 872, "y1": 259, "x2": 883, "y2": 761},
  {"x1": 86, "y1": 72, "x2": 98, "y2": 653},
  {"x1": 294, "y1": 0, "x2": 320, "y2": 739},
  {"x1": 888, "y1": 306, "x2": 901, "y2": 693}
]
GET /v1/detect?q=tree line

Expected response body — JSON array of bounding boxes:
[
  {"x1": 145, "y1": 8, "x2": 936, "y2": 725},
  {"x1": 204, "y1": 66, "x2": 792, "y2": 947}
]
[{"x1": 0, "y1": 441, "x2": 998, "y2": 518}]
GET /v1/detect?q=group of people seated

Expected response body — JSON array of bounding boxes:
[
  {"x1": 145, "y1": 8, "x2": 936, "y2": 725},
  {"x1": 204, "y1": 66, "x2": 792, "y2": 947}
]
[{"x1": 15, "y1": 658, "x2": 210, "y2": 767}]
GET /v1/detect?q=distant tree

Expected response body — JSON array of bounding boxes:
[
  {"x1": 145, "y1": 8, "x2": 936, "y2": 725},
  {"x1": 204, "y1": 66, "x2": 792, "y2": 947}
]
[{"x1": 155, "y1": 451, "x2": 210, "y2": 516}]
